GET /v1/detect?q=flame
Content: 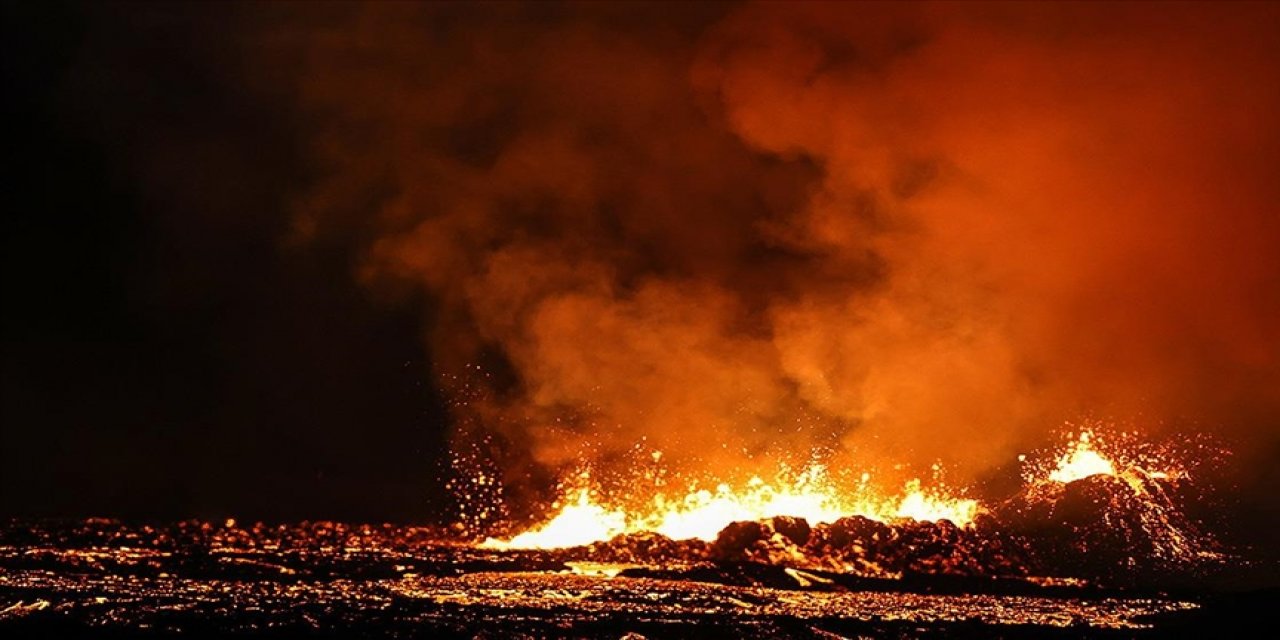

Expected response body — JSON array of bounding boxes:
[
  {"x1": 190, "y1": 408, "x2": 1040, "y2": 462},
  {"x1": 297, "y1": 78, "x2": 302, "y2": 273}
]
[
  {"x1": 1047, "y1": 431, "x2": 1117, "y2": 483},
  {"x1": 479, "y1": 427, "x2": 1216, "y2": 570},
  {"x1": 497, "y1": 487, "x2": 628, "y2": 550},
  {"x1": 894, "y1": 479, "x2": 980, "y2": 524},
  {"x1": 1036, "y1": 429, "x2": 1183, "y2": 495},
  {"x1": 483, "y1": 462, "x2": 980, "y2": 550},
  {"x1": 1022, "y1": 427, "x2": 1218, "y2": 565}
]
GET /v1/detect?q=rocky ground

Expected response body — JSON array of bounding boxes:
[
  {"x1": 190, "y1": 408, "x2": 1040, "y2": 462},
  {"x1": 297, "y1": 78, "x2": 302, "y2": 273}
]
[
  {"x1": 2, "y1": 470, "x2": 1273, "y2": 638},
  {"x1": 0, "y1": 514, "x2": 1273, "y2": 639}
]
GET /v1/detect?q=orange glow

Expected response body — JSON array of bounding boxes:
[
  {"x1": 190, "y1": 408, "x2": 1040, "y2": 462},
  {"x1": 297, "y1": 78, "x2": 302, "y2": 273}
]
[
  {"x1": 1032, "y1": 429, "x2": 1183, "y2": 496},
  {"x1": 481, "y1": 427, "x2": 1204, "y2": 551},
  {"x1": 483, "y1": 461, "x2": 980, "y2": 550},
  {"x1": 893, "y1": 479, "x2": 981, "y2": 525},
  {"x1": 494, "y1": 486, "x2": 628, "y2": 550},
  {"x1": 1047, "y1": 431, "x2": 1116, "y2": 483}
]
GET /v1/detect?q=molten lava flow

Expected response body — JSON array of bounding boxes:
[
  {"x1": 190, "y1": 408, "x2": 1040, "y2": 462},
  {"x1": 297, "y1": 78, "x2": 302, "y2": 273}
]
[
  {"x1": 1047, "y1": 431, "x2": 1116, "y2": 483},
  {"x1": 483, "y1": 462, "x2": 980, "y2": 550}
]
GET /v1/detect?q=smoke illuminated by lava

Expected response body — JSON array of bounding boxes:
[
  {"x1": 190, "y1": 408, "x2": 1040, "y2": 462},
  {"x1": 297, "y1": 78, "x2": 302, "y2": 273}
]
[{"x1": 247, "y1": 3, "x2": 1280, "y2": 530}]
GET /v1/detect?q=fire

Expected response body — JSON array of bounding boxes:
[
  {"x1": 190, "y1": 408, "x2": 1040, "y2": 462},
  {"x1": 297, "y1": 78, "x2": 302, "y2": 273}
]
[
  {"x1": 1047, "y1": 431, "x2": 1116, "y2": 483},
  {"x1": 1016, "y1": 426, "x2": 1222, "y2": 567},
  {"x1": 483, "y1": 462, "x2": 980, "y2": 550},
  {"x1": 894, "y1": 479, "x2": 981, "y2": 524},
  {"x1": 1035, "y1": 428, "x2": 1183, "y2": 495},
  {"x1": 474, "y1": 426, "x2": 1222, "y2": 578},
  {"x1": 498, "y1": 487, "x2": 627, "y2": 550}
]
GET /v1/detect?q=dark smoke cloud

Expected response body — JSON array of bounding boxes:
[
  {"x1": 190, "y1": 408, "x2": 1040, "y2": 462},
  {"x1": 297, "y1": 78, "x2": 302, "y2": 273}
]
[{"x1": 258, "y1": 2, "x2": 1279, "y2": 497}]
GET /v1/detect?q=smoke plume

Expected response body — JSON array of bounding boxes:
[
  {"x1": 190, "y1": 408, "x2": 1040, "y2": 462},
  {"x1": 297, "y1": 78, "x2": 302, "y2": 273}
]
[{"x1": 266, "y1": 3, "x2": 1280, "y2": 498}]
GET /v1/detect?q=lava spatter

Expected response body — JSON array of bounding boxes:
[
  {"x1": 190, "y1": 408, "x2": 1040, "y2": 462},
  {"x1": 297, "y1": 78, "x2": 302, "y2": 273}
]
[
  {"x1": 481, "y1": 461, "x2": 980, "y2": 550},
  {"x1": 473, "y1": 427, "x2": 1228, "y2": 586}
]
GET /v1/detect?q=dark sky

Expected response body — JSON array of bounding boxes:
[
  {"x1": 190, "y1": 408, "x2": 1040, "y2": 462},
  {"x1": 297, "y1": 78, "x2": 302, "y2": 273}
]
[{"x1": 1, "y1": 2, "x2": 448, "y2": 523}]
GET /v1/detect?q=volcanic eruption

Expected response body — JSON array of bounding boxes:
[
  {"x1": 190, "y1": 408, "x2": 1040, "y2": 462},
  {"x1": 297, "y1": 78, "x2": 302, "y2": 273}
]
[
  {"x1": 278, "y1": 2, "x2": 1280, "y2": 550},
  {"x1": 3, "y1": 1, "x2": 1279, "y2": 637},
  {"x1": 472, "y1": 426, "x2": 1227, "y2": 587}
]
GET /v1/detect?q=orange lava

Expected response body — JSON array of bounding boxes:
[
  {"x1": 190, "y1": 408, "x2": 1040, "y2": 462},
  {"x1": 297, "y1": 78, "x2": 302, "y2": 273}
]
[
  {"x1": 479, "y1": 428, "x2": 1197, "y2": 551},
  {"x1": 1035, "y1": 429, "x2": 1181, "y2": 495},
  {"x1": 483, "y1": 463, "x2": 979, "y2": 550},
  {"x1": 1047, "y1": 431, "x2": 1117, "y2": 483}
]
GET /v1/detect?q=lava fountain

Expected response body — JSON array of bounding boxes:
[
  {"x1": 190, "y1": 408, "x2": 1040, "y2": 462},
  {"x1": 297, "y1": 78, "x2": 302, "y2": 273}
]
[
  {"x1": 480, "y1": 424, "x2": 1219, "y2": 575},
  {"x1": 483, "y1": 460, "x2": 981, "y2": 550}
]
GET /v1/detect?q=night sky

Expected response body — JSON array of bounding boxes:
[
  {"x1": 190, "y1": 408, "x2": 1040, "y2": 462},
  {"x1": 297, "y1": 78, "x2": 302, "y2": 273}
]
[
  {"x1": 2, "y1": 2, "x2": 449, "y2": 522},
  {"x1": 3, "y1": 1, "x2": 1279, "y2": 551}
]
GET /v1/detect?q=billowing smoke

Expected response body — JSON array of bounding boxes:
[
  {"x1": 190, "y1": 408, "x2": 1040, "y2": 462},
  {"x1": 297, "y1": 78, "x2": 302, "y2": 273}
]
[{"x1": 267, "y1": 3, "x2": 1280, "y2": 500}]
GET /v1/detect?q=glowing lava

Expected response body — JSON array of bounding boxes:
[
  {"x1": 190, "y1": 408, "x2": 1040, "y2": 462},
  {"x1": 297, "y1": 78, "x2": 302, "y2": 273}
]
[
  {"x1": 484, "y1": 464, "x2": 980, "y2": 550},
  {"x1": 1016, "y1": 427, "x2": 1218, "y2": 566},
  {"x1": 499, "y1": 487, "x2": 627, "y2": 550},
  {"x1": 478, "y1": 427, "x2": 1219, "y2": 575},
  {"x1": 1033, "y1": 429, "x2": 1181, "y2": 495},
  {"x1": 1047, "y1": 431, "x2": 1116, "y2": 483}
]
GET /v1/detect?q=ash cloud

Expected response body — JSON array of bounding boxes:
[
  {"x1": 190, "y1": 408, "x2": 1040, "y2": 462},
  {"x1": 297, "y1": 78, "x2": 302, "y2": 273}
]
[{"x1": 266, "y1": 3, "x2": 1280, "y2": 496}]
